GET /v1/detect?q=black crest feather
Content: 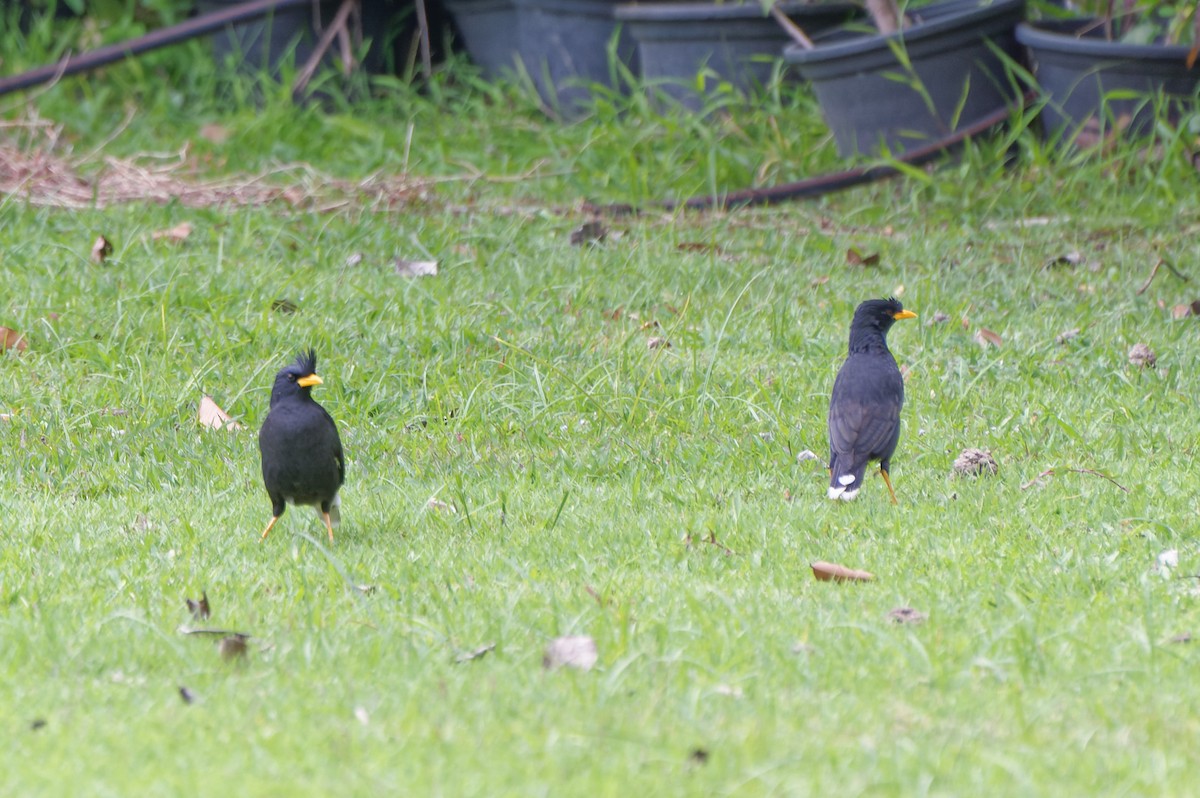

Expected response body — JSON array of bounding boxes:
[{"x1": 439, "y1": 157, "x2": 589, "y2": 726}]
[{"x1": 294, "y1": 349, "x2": 317, "y2": 375}]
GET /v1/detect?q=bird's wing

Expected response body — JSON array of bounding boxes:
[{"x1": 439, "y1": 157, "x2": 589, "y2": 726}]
[
  {"x1": 321, "y1": 406, "x2": 346, "y2": 486},
  {"x1": 828, "y1": 356, "x2": 904, "y2": 461},
  {"x1": 829, "y1": 396, "x2": 902, "y2": 460}
]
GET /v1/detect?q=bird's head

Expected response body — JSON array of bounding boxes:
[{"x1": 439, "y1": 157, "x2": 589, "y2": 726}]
[
  {"x1": 848, "y1": 298, "x2": 917, "y2": 350},
  {"x1": 852, "y1": 297, "x2": 916, "y2": 332},
  {"x1": 269, "y1": 349, "x2": 324, "y2": 406}
]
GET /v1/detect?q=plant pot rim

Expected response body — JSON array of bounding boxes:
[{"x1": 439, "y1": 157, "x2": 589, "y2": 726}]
[
  {"x1": 1015, "y1": 19, "x2": 1195, "y2": 61},
  {"x1": 615, "y1": 1, "x2": 853, "y2": 23},
  {"x1": 784, "y1": 0, "x2": 1024, "y2": 65}
]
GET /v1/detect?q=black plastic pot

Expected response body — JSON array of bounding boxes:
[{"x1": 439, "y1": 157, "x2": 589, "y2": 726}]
[
  {"x1": 197, "y1": 0, "x2": 327, "y2": 74},
  {"x1": 784, "y1": 0, "x2": 1027, "y2": 157},
  {"x1": 444, "y1": 0, "x2": 636, "y2": 114},
  {"x1": 196, "y1": 0, "x2": 411, "y2": 80},
  {"x1": 614, "y1": 1, "x2": 857, "y2": 110},
  {"x1": 1016, "y1": 19, "x2": 1200, "y2": 141}
]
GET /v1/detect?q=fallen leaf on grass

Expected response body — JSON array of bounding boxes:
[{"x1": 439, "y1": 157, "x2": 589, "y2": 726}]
[
  {"x1": 426, "y1": 497, "x2": 456, "y2": 513},
  {"x1": 185, "y1": 591, "x2": 210, "y2": 620},
  {"x1": 394, "y1": 258, "x2": 438, "y2": 277},
  {"x1": 456, "y1": 643, "x2": 496, "y2": 663},
  {"x1": 810, "y1": 561, "x2": 875, "y2": 583},
  {"x1": 542, "y1": 635, "x2": 598, "y2": 671},
  {"x1": 888, "y1": 607, "x2": 927, "y2": 624},
  {"x1": 0, "y1": 327, "x2": 28, "y2": 353},
  {"x1": 953, "y1": 448, "x2": 998, "y2": 476},
  {"x1": 974, "y1": 328, "x2": 1003, "y2": 348},
  {"x1": 90, "y1": 235, "x2": 113, "y2": 263},
  {"x1": 845, "y1": 247, "x2": 880, "y2": 267},
  {"x1": 198, "y1": 395, "x2": 243, "y2": 431},
  {"x1": 796, "y1": 449, "x2": 820, "y2": 463},
  {"x1": 647, "y1": 337, "x2": 671, "y2": 350},
  {"x1": 677, "y1": 241, "x2": 720, "y2": 254},
  {"x1": 569, "y1": 221, "x2": 607, "y2": 246},
  {"x1": 218, "y1": 635, "x2": 248, "y2": 661},
  {"x1": 271, "y1": 298, "x2": 299, "y2": 314},
  {"x1": 1056, "y1": 328, "x2": 1080, "y2": 344},
  {"x1": 1128, "y1": 343, "x2": 1157, "y2": 368},
  {"x1": 928, "y1": 311, "x2": 949, "y2": 325},
  {"x1": 1171, "y1": 304, "x2": 1192, "y2": 320},
  {"x1": 1046, "y1": 250, "x2": 1083, "y2": 268},
  {"x1": 198, "y1": 123, "x2": 230, "y2": 144},
  {"x1": 151, "y1": 222, "x2": 193, "y2": 244}
]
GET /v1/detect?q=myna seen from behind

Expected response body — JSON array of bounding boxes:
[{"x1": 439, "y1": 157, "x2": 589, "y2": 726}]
[
  {"x1": 827, "y1": 298, "x2": 917, "y2": 502},
  {"x1": 259, "y1": 349, "x2": 345, "y2": 543}
]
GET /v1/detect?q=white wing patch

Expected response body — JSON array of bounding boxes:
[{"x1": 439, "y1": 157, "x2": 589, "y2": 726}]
[{"x1": 838, "y1": 474, "x2": 856, "y2": 486}]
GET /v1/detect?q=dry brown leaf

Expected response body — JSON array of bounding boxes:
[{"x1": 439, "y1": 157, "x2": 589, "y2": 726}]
[
  {"x1": 647, "y1": 337, "x2": 671, "y2": 350},
  {"x1": 0, "y1": 327, "x2": 28, "y2": 353},
  {"x1": 198, "y1": 395, "x2": 243, "y2": 431},
  {"x1": 1128, "y1": 343, "x2": 1157, "y2": 368},
  {"x1": 90, "y1": 235, "x2": 113, "y2": 263},
  {"x1": 953, "y1": 448, "x2": 998, "y2": 476},
  {"x1": 395, "y1": 259, "x2": 438, "y2": 277},
  {"x1": 152, "y1": 222, "x2": 193, "y2": 243},
  {"x1": 1172, "y1": 304, "x2": 1192, "y2": 320},
  {"x1": 677, "y1": 242, "x2": 720, "y2": 254},
  {"x1": 543, "y1": 635, "x2": 598, "y2": 670},
  {"x1": 218, "y1": 635, "x2": 248, "y2": 661},
  {"x1": 811, "y1": 275, "x2": 830, "y2": 286},
  {"x1": 846, "y1": 247, "x2": 880, "y2": 267},
  {"x1": 888, "y1": 607, "x2": 927, "y2": 624},
  {"x1": 974, "y1": 328, "x2": 1003, "y2": 348},
  {"x1": 456, "y1": 643, "x2": 496, "y2": 663},
  {"x1": 185, "y1": 591, "x2": 210, "y2": 620},
  {"x1": 427, "y1": 497, "x2": 456, "y2": 513},
  {"x1": 570, "y1": 221, "x2": 607, "y2": 246},
  {"x1": 198, "y1": 123, "x2": 230, "y2": 144},
  {"x1": 811, "y1": 561, "x2": 875, "y2": 583}
]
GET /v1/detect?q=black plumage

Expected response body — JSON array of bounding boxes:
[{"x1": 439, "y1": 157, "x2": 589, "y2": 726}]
[
  {"x1": 827, "y1": 298, "x2": 917, "y2": 502},
  {"x1": 258, "y1": 350, "x2": 345, "y2": 542}
]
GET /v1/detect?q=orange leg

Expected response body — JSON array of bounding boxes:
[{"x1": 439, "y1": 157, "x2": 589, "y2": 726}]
[
  {"x1": 880, "y1": 468, "x2": 898, "y2": 504},
  {"x1": 322, "y1": 511, "x2": 335, "y2": 544},
  {"x1": 260, "y1": 516, "x2": 280, "y2": 542}
]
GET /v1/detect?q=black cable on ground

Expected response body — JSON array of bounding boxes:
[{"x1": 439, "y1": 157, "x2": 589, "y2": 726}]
[
  {"x1": 0, "y1": 0, "x2": 312, "y2": 97},
  {"x1": 587, "y1": 92, "x2": 1034, "y2": 215}
]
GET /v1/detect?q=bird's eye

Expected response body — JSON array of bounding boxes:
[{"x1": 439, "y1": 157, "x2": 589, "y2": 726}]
[{"x1": 287, "y1": 374, "x2": 296, "y2": 382}]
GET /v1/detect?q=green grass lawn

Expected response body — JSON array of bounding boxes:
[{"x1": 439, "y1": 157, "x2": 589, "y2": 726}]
[{"x1": 3, "y1": 21, "x2": 1200, "y2": 795}]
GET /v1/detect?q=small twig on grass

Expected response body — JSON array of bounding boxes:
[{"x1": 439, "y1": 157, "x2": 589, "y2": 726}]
[
  {"x1": 1021, "y1": 467, "x2": 1130, "y2": 493},
  {"x1": 1136, "y1": 257, "x2": 1190, "y2": 295}
]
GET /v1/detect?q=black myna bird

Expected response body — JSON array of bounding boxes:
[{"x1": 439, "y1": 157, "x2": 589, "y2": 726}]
[
  {"x1": 258, "y1": 350, "x2": 345, "y2": 542},
  {"x1": 827, "y1": 298, "x2": 917, "y2": 502}
]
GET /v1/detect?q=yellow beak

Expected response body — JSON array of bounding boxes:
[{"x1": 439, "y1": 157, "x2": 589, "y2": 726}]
[
  {"x1": 297, "y1": 374, "x2": 323, "y2": 388},
  {"x1": 892, "y1": 310, "x2": 918, "y2": 320}
]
